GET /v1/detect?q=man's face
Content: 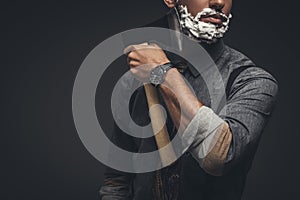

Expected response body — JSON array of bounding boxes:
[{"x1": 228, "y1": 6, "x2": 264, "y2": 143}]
[
  {"x1": 165, "y1": 0, "x2": 233, "y2": 43},
  {"x1": 167, "y1": 0, "x2": 232, "y2": 19}
]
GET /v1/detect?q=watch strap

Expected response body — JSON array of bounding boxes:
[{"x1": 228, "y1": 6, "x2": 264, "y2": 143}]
[{"x1": 160, "y1": 62, "x2": 173, "y2": 72}]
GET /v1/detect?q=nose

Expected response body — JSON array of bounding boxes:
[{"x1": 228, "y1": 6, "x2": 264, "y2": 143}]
[{"x1": 209, "y1": 0, "x2": 225, "y2": 11}]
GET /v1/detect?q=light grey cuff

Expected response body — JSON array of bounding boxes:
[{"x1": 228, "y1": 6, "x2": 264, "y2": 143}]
[{"x1": 181, "y1": 106, "x2": 225, "y2": 160}]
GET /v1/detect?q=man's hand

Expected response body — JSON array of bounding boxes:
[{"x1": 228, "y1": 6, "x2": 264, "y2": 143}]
[
  {"x1": 124, "y1": 42, "x2": 202, "y2": 131},
  {"x1": 124, "y1": 42, "x2": 170, "y2": 82}
]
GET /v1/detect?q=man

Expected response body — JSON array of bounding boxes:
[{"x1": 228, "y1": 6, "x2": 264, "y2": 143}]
[{"x1": 100, "y1": 0, "x2": 278, "y2": 199}]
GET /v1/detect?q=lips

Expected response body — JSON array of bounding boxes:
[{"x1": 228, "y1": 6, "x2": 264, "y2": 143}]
[{"x1": 200, "y1": 14, "x2": 226, "y2": 25}]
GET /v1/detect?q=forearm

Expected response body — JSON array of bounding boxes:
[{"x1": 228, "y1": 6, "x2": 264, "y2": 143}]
[
  {"x1": 159, "y1": 68, "x2": 233, "y2": 175},
  {"x1": 159, "y1": 68, "x2": 203, "y2": 131}
]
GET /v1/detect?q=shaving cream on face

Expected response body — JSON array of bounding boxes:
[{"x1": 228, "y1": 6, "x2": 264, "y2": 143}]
[{"x1": 177, "y1": 5, "x2": 232, "y2": 43}]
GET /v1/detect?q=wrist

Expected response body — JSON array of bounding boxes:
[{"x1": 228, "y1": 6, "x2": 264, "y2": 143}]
[
  {"x1": 162, "y1": 68, "x2": 182, "y2": 88},
  {"x1": 149, "y1": 61, "x2": 173, "y2": 86},
  {"x1": 152, "y1": 60, "x2": 171, "y2": 68}
]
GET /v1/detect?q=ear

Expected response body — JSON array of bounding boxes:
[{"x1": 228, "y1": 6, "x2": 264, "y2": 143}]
[{"x1": 164, "y1": 0, "x2": 176, "y2": 8}]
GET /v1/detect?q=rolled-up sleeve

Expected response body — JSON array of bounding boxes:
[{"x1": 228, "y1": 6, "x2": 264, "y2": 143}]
[
  {"x1": 181, "y1": 106, "x2": 232, "y2": 176},
  {"x1": 181, "y1": 67, "x2": 278, "y2": 176},
  {"x1": 219, "y1": 67, "x2": 278, "y2": 172}
]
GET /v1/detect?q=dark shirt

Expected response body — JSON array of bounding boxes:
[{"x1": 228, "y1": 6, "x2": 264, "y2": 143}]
[{"x1": 100, "y1": 10, "x2": 278, "y2": 200}]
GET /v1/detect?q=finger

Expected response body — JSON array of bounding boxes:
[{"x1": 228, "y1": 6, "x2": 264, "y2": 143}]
[
  {"x1": 129, "y1": 60, "x2": 140, "y2": 67},
  {"x1": 124, "y1": 45, "x2": 136, "y2": 55},
  {"x1": 123, "y1": 42, "x2": 149, "y2": 54},
  {"x1": 127, "y1": 51, "x2": 139, "y2": 60},
  {"x1": 138, "y1": 42, "x2": 149, "y2": 46},
  {"x1": 124, "y1": 42, "x2": 157, "y2": 54},
  {"x1": 147, "y1": 40, "x2": 161, "y2": 47}
]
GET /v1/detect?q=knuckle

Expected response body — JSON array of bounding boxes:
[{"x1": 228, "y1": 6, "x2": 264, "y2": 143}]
[
  {"x1": 128, "y1": 52, "x2": 134, "y2": 58},
  {"x1": 129, "y1": 60, "x2": 137, "y2": 66}
]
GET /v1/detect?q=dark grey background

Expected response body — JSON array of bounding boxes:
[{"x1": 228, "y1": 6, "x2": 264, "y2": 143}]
[{"x1": 5, "y1": 0, "x2": 299, "y2": 199}]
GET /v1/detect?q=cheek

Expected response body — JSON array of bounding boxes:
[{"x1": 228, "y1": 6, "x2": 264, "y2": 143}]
[
  {"x1": 223, "y1": 1, "x2": 232, "y2": 15},
  {"x1": 181, "y1": 0, "x2": 208, "y2": 17}
]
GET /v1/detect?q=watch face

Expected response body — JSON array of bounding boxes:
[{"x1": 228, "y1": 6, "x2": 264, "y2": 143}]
[{"x1": 150, "y1": 67, "x2": 164, "y2": 85}]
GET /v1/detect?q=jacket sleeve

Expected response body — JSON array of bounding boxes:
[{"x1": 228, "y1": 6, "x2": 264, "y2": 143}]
[
  {"x1": 219, "y1": 67, "x2": 278, "y2": 173},
  {"x1": 181, "y1": 67, "x2": 278, "y2": 176}
]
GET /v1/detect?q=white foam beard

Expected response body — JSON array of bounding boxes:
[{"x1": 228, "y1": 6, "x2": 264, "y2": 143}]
[{"x1": 177, "y1": 5, "x2": 232, "y2": 43}]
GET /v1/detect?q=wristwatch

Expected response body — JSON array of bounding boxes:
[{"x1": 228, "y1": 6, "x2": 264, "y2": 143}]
[{"x1": 149, "y1": 62, "x2": 173, "y2": 86}]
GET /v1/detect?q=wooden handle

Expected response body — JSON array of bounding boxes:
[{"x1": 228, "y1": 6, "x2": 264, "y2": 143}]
[{"x1": 144, "y1": 83, "x2": 176, "y2": 167}]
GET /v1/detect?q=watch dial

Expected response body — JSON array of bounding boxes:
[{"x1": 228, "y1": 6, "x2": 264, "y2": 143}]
[{"x1": 150, "y1": 67, "x2": 164, "y2": 85}]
